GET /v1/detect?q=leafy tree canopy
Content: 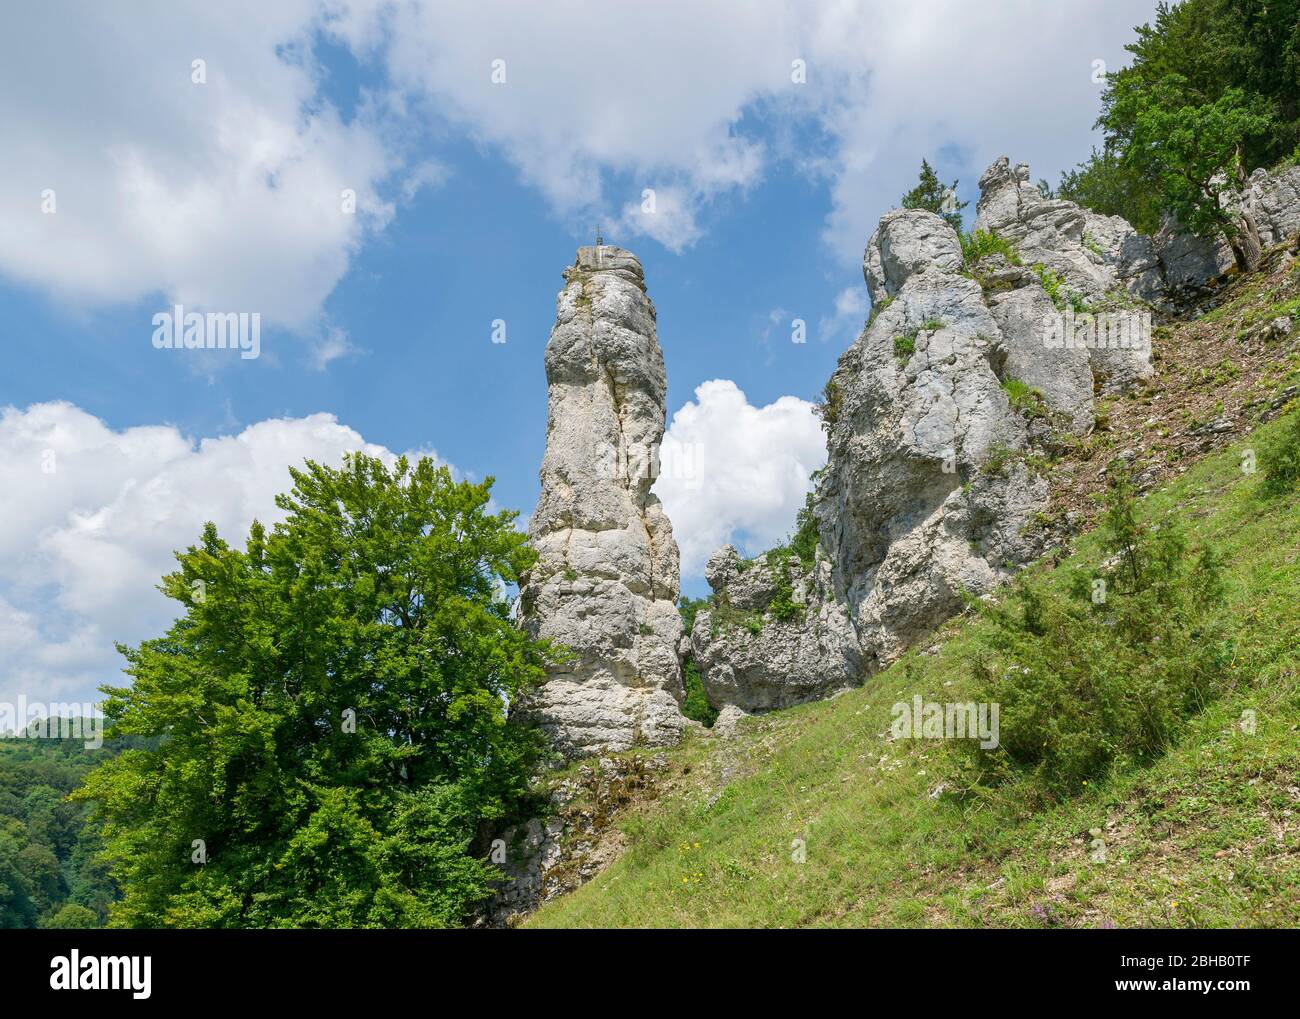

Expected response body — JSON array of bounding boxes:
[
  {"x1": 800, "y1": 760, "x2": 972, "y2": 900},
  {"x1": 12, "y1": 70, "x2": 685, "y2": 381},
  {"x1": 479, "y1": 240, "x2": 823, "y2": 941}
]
[
  {"x1": 1060, "y1": 0, "x2": 1298, "y2": 251},
  {"x1": 76, "y1": 454, "x2": 552, "y2": 928}
]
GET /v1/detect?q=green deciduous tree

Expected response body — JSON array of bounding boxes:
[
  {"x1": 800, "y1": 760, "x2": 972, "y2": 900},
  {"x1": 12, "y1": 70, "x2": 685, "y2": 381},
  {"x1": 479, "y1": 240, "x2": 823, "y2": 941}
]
[
  {"x1": 1064, "y1": 0, "x2": 1298, "y2": 245},
  {"x1": 75, "y1": 454, "x2": 552, "y2": 928},
  {"x1": 1112, "y1": 77, "x2": 1274, "y2": 268}
]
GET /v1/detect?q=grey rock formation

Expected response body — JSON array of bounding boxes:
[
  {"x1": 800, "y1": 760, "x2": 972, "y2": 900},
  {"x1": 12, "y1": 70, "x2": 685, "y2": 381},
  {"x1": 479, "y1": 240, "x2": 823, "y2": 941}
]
[
  {"x1": 1153, "y1": 164, "x2": 1300, "y2": 297},
  {"x1": 865, "y1": 208, "x2": 964, "y2": 300},
  {"x1": 974, "y1": 157, "x2": 1156, "y2": 392},
  {"x1": 1250, "y1": 164, "x2": 1300, "y2": 244},
  {"x1": 487, "y1": 754, "x2": 668, "y2": 925},
  {"x1": 518, "y1": 244, "x2": 685, "y2": 757},
  {"x1": 974, "y1": 157, "x2": 1167, "y2": 306},
  {"x1": 820, "y1": 206, "x2": 1053, "y2": 672},
  {"x1": 688, "y1": 154, "x2": 1299, "y2": 715},
  {"x1": 689, "y1": 545, "x2": 861, "y2": 713}
]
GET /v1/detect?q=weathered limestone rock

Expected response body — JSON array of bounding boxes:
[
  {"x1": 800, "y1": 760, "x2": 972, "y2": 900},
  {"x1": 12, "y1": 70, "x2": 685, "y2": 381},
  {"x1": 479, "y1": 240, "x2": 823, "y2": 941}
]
[
  {"x1": 689, "y1": 155, "x2": 1295, "y2": 716},
  {"x1": 487, "y1": 754, "x2": 668, "y2": 926},
  {"x1": 865, "y1": 208, "x2": 964, "y2": 301},
  {"x1": 1153, "y1": 164, "x2": 1300, "y2": 298},
  {"x1": 518, "y1": 244, "x2": 685, "y2": 757},
  {"x1": 690, "y1": 545, "x2": 862, "y2": 713},
  {"x1": 975, "y1": 157, "x2": 1156, "y2": 392},
  {"x1": 974, "y1": 156, "x2": 1165, "y2": 305},
  {"x1": 819, "y1": 207, "x2": 1053, "y2": 673},
  {"x1": 1250, "y1": 164, "x2": 1300, "y2": 244}
]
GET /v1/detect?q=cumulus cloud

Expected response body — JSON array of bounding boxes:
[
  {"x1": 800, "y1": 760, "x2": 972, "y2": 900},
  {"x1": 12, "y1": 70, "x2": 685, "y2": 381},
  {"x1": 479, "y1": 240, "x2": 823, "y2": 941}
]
[
  {"x1": 0, "y1": 1, "x2": 406, "y2": 331},
  {"x1": 338, "y1": 0, "x2": 1146, "y2": 263},
  {"x1": 0, "y1": 1, "x2": 1149, "y2": 333},
  {"x1": 0, "y1": 402, "x2": 438, "y2": 707},
  {"x1": 361, "y1": 0, "x2": 792, "y2": 239},
  {"x1": 656, "y1": 380, "x2": 825, "y2": 580}
]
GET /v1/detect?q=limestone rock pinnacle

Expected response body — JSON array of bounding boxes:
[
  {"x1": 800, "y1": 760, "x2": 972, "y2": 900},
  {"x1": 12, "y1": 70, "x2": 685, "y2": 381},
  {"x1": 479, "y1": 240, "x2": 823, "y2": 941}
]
[{"x1": 518, "y1": 244, "x2": 685, "y2": 757}]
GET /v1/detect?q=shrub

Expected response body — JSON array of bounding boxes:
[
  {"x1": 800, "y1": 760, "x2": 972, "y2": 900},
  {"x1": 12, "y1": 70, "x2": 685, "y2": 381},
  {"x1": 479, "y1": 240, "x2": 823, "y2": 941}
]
[
  {"x1": 893, "y1": 332, "x2": 917, "y2": 363},
  {"x1": 957, "y1": 461, "x2": 1230, "y2": 798},
  {"x1": 1001, "y1": 378, "x2": 1048, "y2": 420},
  {"x1": 1260, "y1": 407, "x2": 1300, "y2": 497},
  {"x1": 765, "y1": 548, "x2": 803, "y2": 623},
  {"x1": 960, "y1": 229, "x2": 1021, "y2": 266},
  {"x1": 816, "y1": 379, "x2": 843, "y2": 426},
  {"x1": 1030, "y1": 262, "x2": 1089, "y2": 312},
  {"x1": 789, "y1": 492, "x2": 820, "y2": 570},
  {"x1": 984, "y1": 443, "x2": 1019, "y2": 476},
  {"x1": 680, "y1": 659, "x2": 718, "y2": 728}
]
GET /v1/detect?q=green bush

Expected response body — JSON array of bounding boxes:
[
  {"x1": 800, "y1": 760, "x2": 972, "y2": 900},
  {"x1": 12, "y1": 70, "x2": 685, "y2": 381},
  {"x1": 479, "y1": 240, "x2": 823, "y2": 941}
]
[
  {"x1": 960, "y1": 229, "x2": 1021, "y2": 266},
  {"x1": 765, "y1": 549, "x2": 803, "y2": 623},
  {"x1": 893, "y1": 332, "x2": 917, "y2": 363},
  {"x1": 1030, "y1": 263, "x2": 1089, "y2": 312},
  {"x1": 681, "y1": 659, "x2": 718, "y2": 727},
  {"x1": 816, "y1": 379, "x2": 843, "y2": 426},
  {"x1": 788, "y1": 492, "x2": 820, "y2": 570},
  {"x1": 1260, "y1": 407, "x2": 1300, "y2": 497},
  {"x1": 1001, "y1": 378, "x2": 1048, "y2": 420},
  {"x1": 958, "y1": 461, "x2": 1230, "y2": 798}
]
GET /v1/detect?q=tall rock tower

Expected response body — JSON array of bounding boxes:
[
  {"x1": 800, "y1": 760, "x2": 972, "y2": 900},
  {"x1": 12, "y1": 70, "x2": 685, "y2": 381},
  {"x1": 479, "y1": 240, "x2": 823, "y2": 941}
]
[{"x1": 519, "y1": 243, "x2": 685, "y2": 757}]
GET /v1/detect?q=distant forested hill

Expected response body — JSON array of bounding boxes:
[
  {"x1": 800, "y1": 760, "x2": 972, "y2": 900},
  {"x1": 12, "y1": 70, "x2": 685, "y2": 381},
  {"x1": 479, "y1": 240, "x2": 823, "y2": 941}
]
[{"x1": 0, "y1": 724, "x2": 125, "y2": 928}]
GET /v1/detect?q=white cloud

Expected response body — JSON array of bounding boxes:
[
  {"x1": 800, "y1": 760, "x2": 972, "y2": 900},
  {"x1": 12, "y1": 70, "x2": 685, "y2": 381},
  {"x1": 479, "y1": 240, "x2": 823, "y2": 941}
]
[
  {"x1": 0, "y1": 401, "x2": 439, "y2": 707},
  {"x1": 656, "y1": 380, "x2": 825, "y2": 580},
  {"x1": 354, "y1": 0, "x2": 798, "y2": 242},
  {"x1": 0, "y1": 0, "x2": 1151, "y2": 336},
  {"x1": 0, "y1": 1, "x2": 404, "y2": 331},
  {"x1": 341, "y1": 0, "x2": 1148, "y2": 263},
  {"x1": 808, "y1": 1, "x2": 1151, "y2": 264}
]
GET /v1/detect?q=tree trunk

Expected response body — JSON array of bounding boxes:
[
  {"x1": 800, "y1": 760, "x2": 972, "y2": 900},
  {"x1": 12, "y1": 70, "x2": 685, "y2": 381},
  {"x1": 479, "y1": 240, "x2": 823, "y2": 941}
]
[
  {"x1": 1231, "y1": 144, "x2": 1264, "y2": 271},
  {"x1": 1227, "y1": 235, "x2": 1250, "y2": 272},
  {"x1": 1237, "y1": 208, "x2": 1264, "y2": 271}
]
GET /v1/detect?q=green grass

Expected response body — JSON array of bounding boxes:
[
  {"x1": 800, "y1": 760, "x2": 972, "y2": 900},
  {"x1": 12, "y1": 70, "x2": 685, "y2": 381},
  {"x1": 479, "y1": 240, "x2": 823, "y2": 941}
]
[
  {"x1": 1001, "y1": 378, "x2": 1048, "y2": 419},
  {"x1": 960, "y1": 229, "x2": 1022, "y2": 266},
  {"x1": 527, "y1": 412, "x2": 1300, "y2": 928},
  {"x1": 893, "y1": 331, "x2": 917, "y2": 363},
  {"x1": 1031, "y1": 262, "x2": 1090, "y2": 313}
]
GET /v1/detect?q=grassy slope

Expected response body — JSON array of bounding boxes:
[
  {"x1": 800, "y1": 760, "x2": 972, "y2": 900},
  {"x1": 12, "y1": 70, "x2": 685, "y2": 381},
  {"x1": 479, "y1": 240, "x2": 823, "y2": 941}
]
[{"x1": 528, "y1": 413, "x2": 1300, "y2": 928}]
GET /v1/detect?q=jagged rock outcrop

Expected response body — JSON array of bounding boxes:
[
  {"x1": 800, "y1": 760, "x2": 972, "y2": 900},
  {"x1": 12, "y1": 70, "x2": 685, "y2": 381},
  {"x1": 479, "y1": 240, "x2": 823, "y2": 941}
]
[
  {"x1": 487, "y1": 754, "x2": 668, "y2": 926},
  {"x1": 974, "y1": 157, "x2": 1167, "y2": 306},
  {"x1": 684, "y1": 155, "x2": 1296, "y2": 719},
  {"x1": 1155, "y1": 163, "x2": 1300, "y2": 297},
  {"x1": 517, "y1": 244, "x2": 685, "y2": 757},
  {"x1": 816, "y1": 204, "x2": 1055, "y2": 673},
  {"x1": 806, "y1": 155, "x2": 1300, "y2": 685},
  {"x1": 974, "y1": 157, "x2": 1157, "y2": 393},
  {"x1": 689, "y1": 545, "x2": 861, "y2": 713}
]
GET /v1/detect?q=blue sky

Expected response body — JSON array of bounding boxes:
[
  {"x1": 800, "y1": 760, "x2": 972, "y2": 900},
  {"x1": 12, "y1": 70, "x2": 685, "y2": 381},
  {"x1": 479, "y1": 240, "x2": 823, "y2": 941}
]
[{"x1": 0, "y1": 0, "x2": 1156, "y2": 707}]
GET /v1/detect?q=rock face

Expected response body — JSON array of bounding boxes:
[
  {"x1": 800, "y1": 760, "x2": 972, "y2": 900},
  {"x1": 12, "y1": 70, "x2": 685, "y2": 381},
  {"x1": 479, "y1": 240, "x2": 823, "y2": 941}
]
[
  {"x1": 518, "y1": 244, "x2": 685, "y2": 757},
  {"x1": 487, "y1": 754, "x2": 668, "y2": 926},
  {"x1": 974, "y1": 157, "x2": 1158, "y2": 393},
  {"x1": 689, "y1": 545, "x2": 861, "y2": 713},
  {"x1": 974, "y1": 156, "x2": 1167, "y2": 307},
  {"x1": 691, "y1": 156, "x2": 1192, "y2": 707},
  {"x1": 805, "y1": 155, "x2": 1300, "y2": 687},
  {"x1": 1154, "y1": 163, "x2": 1300, "y2": 296},
  {"x1": 817, "y1": 204, "x2": 1055, "y2": 674}
]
